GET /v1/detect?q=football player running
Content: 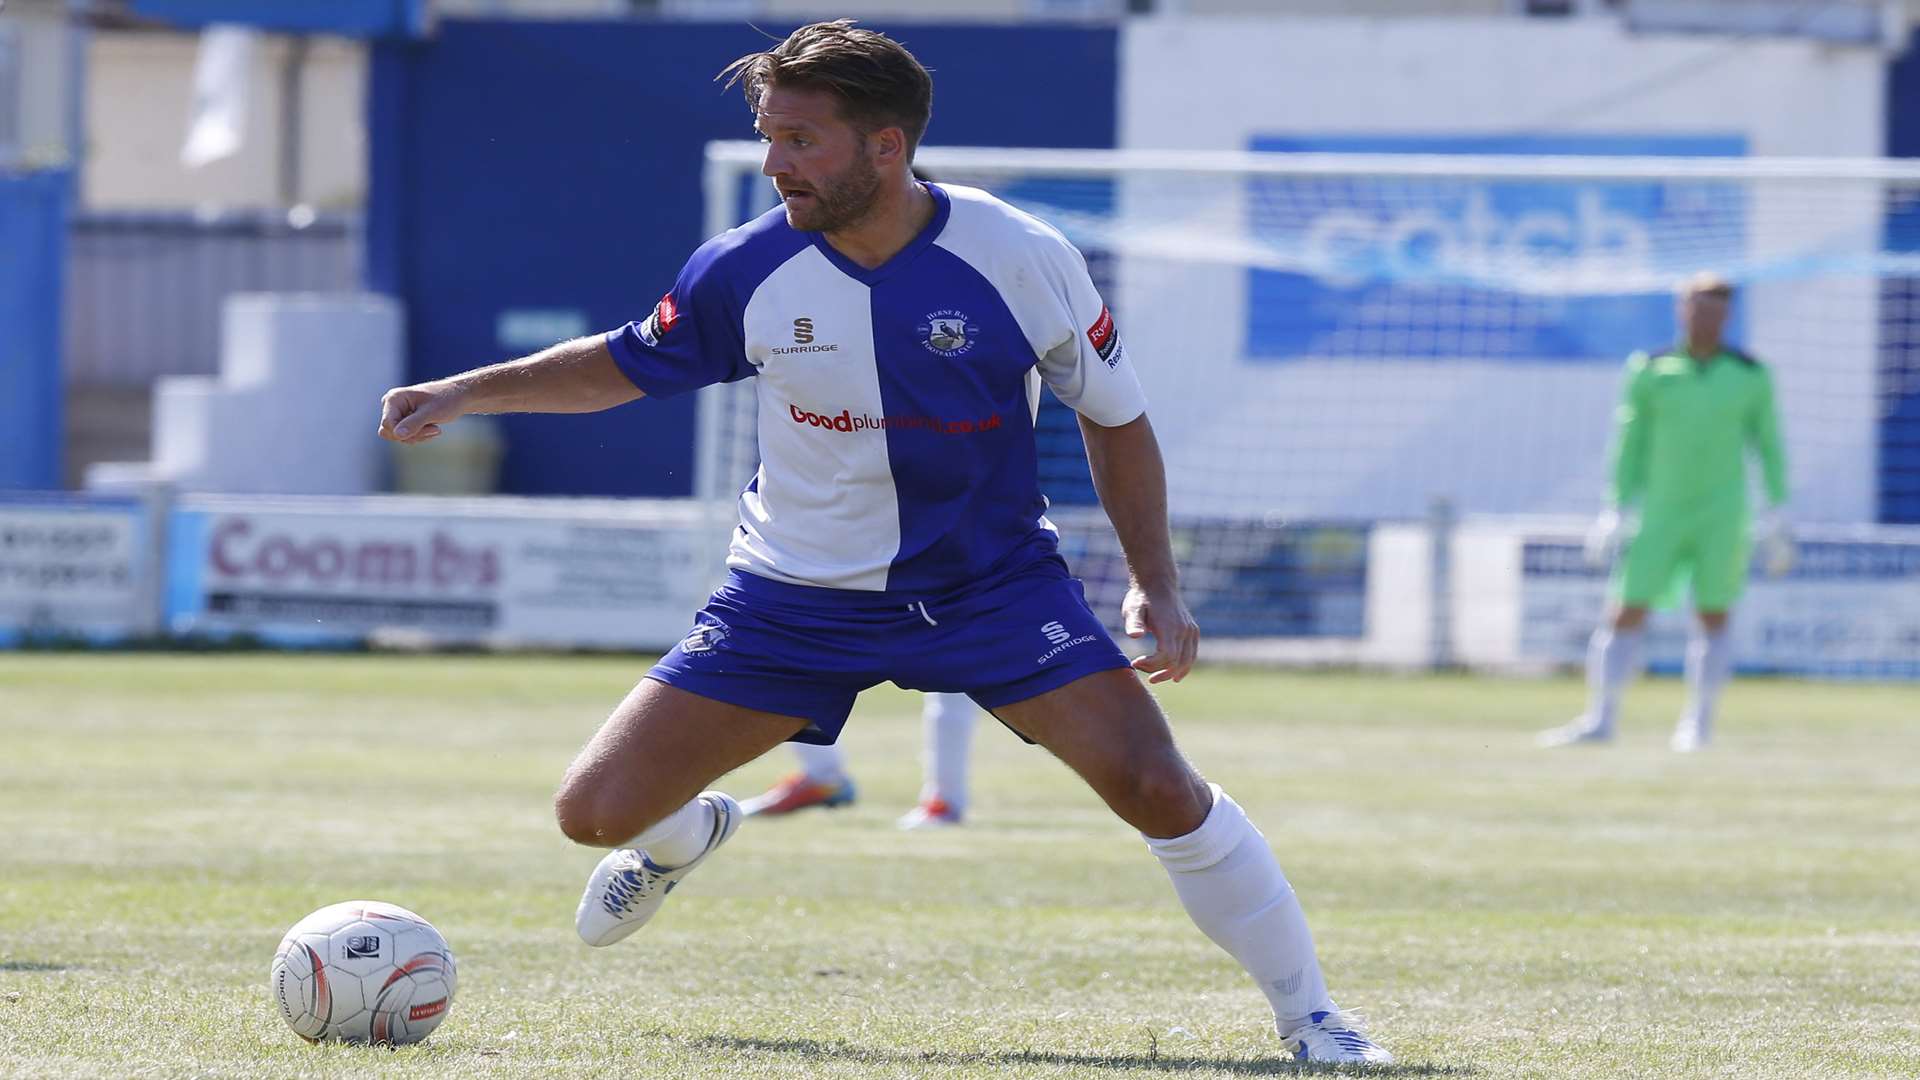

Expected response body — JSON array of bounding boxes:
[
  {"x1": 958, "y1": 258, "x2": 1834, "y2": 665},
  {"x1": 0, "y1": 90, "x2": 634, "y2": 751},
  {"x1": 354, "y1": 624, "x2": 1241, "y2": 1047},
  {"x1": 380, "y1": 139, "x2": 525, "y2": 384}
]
[{"x1": 378, "y1": 21, "x2": 1387, "y2": 1064}]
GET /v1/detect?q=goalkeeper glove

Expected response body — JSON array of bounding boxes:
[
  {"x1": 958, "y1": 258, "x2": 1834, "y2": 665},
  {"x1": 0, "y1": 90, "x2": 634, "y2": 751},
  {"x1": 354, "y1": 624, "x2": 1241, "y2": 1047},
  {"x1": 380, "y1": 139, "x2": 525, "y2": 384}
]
[
  {"x1": 1583, "y1": 508, "x2": 1633, "y2": 569},
  {"x1": 1758, "y1": 509, "x2": 1795, "y2": 577}
]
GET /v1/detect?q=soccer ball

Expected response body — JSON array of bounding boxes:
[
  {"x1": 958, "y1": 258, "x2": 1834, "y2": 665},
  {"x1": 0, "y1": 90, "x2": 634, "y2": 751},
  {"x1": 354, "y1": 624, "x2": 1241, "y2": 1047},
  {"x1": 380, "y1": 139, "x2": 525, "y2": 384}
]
[{"x1": 270, "y1": 900, "x2": 457, "y2": 1046}]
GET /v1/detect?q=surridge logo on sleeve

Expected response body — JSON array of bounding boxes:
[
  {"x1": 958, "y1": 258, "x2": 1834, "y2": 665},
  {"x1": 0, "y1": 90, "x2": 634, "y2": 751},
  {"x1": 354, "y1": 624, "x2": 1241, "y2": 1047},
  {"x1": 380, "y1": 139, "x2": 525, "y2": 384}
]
[{"x1": 917, "y1": 309, "x2": 979, "y2": 358}]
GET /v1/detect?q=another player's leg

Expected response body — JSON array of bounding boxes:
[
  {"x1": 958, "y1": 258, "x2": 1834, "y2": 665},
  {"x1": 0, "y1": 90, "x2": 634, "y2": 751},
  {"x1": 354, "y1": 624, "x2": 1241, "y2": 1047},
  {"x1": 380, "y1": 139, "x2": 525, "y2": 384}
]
[
  {"x1": 1674, "y1": 609, "x2": 1732, "y2": 752},
  {"x1": 898, "y1": 691, "x2": 976, "y2": 829},
  {"x1": 555, "y1": 677, "x2": 807, "y2": 946},
  {"x1": 1542, "y1": 515, "x2": 1682, "y2": 746},
  {"x1": 990, "y1": 668, "x2": 1389, "y2": 1064},
  {"x1": 1671, "y1": 516, "x2": 1747, "y2": 752},
  {"x1": 742, "y1": 742, "x2": 858, "y2": 817},
  {"x1": 1539, "y1": 604, "x2": 1647, "y2": 746}
]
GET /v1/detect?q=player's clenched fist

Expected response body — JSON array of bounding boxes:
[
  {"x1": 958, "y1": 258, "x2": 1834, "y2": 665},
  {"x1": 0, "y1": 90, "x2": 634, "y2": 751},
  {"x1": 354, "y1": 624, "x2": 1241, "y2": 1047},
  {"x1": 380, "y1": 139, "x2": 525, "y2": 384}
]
[{"x1": 378, "y1": 382, "x2": 465, "y2": 444}]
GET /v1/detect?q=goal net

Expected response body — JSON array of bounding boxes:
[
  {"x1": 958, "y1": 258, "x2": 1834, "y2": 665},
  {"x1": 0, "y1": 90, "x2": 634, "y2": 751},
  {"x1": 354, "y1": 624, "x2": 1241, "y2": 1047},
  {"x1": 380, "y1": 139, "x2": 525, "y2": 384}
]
[{"x1": 698, "y1": 144, "x2": 1920, "y2": 665}]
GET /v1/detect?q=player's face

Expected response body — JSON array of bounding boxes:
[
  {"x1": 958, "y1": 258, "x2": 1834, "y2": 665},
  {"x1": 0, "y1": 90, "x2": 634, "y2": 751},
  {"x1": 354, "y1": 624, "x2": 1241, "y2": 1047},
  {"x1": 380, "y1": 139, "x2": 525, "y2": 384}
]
[
  {"x1": 1680, "y1": 291, "x2": 1730, "y2": 341},
  {"x1": 757, "y1": 85, "x2": 883, "y2": 234}
]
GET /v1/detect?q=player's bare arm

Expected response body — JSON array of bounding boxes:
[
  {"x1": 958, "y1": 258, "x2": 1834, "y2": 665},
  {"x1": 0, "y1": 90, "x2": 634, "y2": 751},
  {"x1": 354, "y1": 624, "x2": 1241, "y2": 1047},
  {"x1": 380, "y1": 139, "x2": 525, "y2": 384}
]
[
  {"x1": 1077, "y1": 411, "x2": 1200, "y2": 683},
  {"x1": 377, "y1": 335, "x2": 641, "y2": 444}
]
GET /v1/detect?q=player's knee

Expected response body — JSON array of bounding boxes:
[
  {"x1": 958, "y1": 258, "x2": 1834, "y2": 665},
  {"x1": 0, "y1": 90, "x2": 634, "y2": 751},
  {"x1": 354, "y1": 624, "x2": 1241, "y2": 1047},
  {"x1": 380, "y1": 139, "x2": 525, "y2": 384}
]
[
  {"x1": 1613, "y1": 605, "x2": 1649, "y2": 631},
  {"x1": 1118, "y1": 753, "x2": 1209, "y2": 835},
  {"x1": 552, "y1": 778, "x2": 653, "y2": 848}
]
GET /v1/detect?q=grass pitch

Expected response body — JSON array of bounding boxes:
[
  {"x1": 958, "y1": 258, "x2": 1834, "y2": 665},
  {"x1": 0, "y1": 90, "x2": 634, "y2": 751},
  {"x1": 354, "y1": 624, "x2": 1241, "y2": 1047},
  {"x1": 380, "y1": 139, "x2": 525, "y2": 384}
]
[{"x1": 1, "y1": 653, "x2": 1917, "y2": 1078}]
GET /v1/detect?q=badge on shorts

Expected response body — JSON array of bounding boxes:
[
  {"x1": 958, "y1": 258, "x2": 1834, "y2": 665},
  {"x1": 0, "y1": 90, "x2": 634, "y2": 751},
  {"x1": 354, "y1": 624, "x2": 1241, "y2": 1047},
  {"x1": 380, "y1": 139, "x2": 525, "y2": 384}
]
[{"x1": 681, "y1": 621, "x2": 729, "y2": 655}]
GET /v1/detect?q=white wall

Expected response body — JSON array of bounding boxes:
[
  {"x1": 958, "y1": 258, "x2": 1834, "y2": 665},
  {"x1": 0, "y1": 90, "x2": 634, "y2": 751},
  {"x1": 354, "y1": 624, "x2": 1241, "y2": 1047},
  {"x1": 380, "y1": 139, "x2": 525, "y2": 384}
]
[
  {"x1": 1114, "y1": 17, "x2": 1886, "y2": 524},
  {"x1": 86, "y1": 31, "x2": 366, "y2": 209}
]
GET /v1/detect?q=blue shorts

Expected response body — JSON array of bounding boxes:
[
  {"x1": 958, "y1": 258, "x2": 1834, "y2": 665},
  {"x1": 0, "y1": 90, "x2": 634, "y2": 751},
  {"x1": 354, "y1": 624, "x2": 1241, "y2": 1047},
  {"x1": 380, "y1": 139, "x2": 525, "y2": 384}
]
[{"x1": 647, "y1": 555, "x2": 1132, "y2": 744}]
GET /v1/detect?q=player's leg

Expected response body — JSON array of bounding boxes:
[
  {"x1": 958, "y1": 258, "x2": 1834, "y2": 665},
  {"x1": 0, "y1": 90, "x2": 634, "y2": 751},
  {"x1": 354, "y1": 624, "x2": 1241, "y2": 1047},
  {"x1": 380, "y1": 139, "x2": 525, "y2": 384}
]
[
  {"x1": 990, "y1": 668, "x2": 1385, "y2": 1061},
  {"x1": 1673, "y1": 516, "x2": 1746, "y2": 751},
  {"x1": 1674, "y1": 609, "x2": 1732, "y2": 752},
  {"x1": 555, "y1": 677, "x2": 806, "y2": 849},
  {"x1": 1540, "y1": 515, "x2": 1682, "y2": 746},
  {"x1": 741, "y1": 741, "x2": 858, "y2": 817},
  {"x1": 559, "y1": 677, "x2": 809, "y2": 946},
  {"x1": 1539, "y1": 603, "x2": 1647, "y2": 746},
  {"x1": 899, "y1": 691, "x2": 976, "y2": 829},
  {"x1": 561, "y1": 577, "x2": 872, "y2": 946}
]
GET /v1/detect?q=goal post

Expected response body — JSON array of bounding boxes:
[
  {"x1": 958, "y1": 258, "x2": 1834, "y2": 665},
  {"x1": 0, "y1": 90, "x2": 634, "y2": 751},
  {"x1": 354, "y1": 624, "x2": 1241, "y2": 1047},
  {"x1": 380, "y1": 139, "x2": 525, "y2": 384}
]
[{"x1": 698, "y1": 142, "x2": 1920, "y2": 670}]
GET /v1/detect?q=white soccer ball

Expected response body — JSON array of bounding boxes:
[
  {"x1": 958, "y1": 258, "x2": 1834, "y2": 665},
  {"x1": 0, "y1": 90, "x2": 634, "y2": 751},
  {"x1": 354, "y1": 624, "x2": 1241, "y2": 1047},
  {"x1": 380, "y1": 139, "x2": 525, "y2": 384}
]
[{"x1": 270, "y1": 900, "x2": 457, "y2": 1046}]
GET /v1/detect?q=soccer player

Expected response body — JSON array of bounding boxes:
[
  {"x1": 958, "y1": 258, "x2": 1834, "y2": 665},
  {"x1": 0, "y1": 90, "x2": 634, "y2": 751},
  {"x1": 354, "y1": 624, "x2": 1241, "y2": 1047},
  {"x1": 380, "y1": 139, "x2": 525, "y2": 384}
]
[
  {"x1": 1540, "y1": 273, "x2": 1790, "y2": 752},
  {"x1": 377, "y1": 21, "x2": 1388, "y2": 1063},
  {"x1": 744, "y1": 690, "x2": 979, "y2": 829}
]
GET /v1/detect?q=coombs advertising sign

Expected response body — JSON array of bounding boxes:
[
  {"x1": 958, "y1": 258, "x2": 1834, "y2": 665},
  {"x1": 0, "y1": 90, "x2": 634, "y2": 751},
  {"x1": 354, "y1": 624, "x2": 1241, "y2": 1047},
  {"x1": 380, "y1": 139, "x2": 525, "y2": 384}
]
[{"x1": 165, "y1": 498, "x2": 716, "y2": 649}]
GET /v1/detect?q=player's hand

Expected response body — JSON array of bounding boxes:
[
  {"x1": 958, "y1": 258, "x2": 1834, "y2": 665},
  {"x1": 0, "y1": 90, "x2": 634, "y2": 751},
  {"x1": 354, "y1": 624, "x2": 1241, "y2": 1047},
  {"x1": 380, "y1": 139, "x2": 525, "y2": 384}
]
[
  {"x1": 378, "y1": 381, "x2": 466, "y2": 445},
  {"x1": 1123, "y1": 582, "x2": 1199, "y2": 684},
  {"x1": 1583, "y1": 508, "x2": 1631, "y2": 568},
  {"x1": 1759, "y1": 510, "x2": 1795, "y2": 577}
]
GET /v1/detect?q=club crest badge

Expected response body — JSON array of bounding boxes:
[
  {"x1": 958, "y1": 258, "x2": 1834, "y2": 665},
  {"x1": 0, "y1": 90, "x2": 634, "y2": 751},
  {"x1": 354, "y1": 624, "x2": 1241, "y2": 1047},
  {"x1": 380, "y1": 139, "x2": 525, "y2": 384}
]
[
  {"x1": 918, "y1": 309, "x2": 978, "y2": 358},
  {"x1": 680, "y1": 621, "x2": 729, "y2": 655}
]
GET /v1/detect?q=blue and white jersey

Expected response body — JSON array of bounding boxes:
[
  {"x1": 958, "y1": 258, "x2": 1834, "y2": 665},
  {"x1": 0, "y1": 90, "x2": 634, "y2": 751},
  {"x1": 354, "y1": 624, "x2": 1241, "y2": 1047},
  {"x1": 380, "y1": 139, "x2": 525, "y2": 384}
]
[{"x1": 607, "y1": 183, "x2": 1146, "y2": 594}]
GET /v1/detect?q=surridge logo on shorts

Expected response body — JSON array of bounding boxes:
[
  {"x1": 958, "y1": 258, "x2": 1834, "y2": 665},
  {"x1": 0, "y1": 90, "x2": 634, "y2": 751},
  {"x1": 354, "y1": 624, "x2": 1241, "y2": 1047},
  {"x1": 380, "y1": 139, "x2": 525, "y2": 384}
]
[
  {"x1": 1036, "y1": 619, "x2": 1097, "y2": 664},
  {"x1": 918, "y1": 309, "x2": 979, "y2": 358},
  {"x1": 681, "y1": 621, "x2": 729, "y2": 655}
]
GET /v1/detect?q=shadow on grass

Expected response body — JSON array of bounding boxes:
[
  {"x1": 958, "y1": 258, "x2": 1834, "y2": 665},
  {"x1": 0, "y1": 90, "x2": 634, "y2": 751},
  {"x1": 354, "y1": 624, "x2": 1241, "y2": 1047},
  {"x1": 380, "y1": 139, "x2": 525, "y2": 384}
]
[
  {"x1": 684, "y1": 1033, "x2": 1472, "y2": 1076},
  {"x1": 0, "y1": 962, "x2": 68, "y2": 973}
]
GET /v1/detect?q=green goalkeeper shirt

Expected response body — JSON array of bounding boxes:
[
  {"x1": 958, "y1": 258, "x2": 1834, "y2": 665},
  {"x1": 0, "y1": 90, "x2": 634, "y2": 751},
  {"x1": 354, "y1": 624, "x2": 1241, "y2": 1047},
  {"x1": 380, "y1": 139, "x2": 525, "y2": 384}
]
[{"x1": 1607, "y1": 345, "x2": 1788, "y2": 517}]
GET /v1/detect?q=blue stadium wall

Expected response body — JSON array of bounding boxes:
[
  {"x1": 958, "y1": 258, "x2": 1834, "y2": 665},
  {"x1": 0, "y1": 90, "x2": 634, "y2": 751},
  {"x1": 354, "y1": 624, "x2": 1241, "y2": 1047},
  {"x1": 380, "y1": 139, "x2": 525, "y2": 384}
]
[
  {"x1": 0, "y1": 171, "x2": 69, "y2": 491},
  {"x1": 1886, "y1": 46, "x2": 1920, "y2": 523},
  {"x1": 368, "y1": 19, "x2": 1117, "y2": 497}
]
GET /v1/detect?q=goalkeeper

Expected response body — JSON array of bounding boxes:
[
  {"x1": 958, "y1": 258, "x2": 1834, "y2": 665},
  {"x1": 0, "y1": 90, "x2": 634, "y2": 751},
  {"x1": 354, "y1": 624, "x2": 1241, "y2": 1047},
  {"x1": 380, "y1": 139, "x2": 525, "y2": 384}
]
[{"x1": 1540, "y1": 274, "x2": 1790, "y2": 752}]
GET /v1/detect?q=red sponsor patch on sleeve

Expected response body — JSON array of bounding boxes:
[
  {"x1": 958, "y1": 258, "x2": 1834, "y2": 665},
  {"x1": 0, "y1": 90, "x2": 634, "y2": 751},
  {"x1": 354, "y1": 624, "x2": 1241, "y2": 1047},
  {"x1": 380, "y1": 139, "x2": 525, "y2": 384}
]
[
  {"x1": 656, "y1": 292, "x2": 681, "y2": 334},
  {"x1": 1086, "y1": 305, "x2": 1119, "y2": 365}
]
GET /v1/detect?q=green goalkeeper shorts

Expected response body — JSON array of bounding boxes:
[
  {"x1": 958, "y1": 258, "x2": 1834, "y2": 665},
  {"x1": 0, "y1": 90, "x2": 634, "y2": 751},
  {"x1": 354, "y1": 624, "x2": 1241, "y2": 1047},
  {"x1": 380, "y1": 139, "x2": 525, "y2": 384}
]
[{"x1": 1617, "y1": 506, "x2": 1753, "y2": 612}]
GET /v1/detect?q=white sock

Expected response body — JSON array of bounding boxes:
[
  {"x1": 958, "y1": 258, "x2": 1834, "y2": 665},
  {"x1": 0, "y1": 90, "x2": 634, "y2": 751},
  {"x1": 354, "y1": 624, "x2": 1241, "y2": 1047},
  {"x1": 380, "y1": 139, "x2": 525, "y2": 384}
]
[
  {"x1": 623, "y1": 797, "x2": 714, "y2": 866},
  {"x1": 789, "y1": 741, "x2": 847, "y2": 784},
  {"x1": 1585, "y1": 626, "x2": 1643, "y2": 735},
  {"x1": 918, "y1": 692, "x2": 977, "y2": 811},
  {"x1": 1682, "y1": 627, "x2": 1733, "y2": 737},
  {"x1": 1145, "y1": 784, "x2": 1334, "y2": 1033}
]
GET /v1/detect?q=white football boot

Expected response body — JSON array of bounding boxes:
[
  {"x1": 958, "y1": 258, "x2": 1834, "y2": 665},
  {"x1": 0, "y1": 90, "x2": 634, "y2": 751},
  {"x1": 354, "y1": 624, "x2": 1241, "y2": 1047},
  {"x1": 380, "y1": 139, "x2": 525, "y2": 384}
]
[
  {"x1": 1669, "y1": 715, "x2": 1709, "y2": 753},
  {"x1": 1281, "y1": 1010, "x2": 1393, "y2": 1064},
  {"x1": 1536, "y1": 715, "x2": 1613, "y2": 748},
  {"x1": 575, "y1": 792, "x2": 740, "y2": 947}
]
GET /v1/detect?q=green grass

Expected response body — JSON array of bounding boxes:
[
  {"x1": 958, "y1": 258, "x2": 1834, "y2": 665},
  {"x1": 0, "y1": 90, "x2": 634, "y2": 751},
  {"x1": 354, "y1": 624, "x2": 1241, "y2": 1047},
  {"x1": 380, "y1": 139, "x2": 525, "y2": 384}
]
[{"x1": 2, "y1": 654, "x2": 1917, "y2": 1078}]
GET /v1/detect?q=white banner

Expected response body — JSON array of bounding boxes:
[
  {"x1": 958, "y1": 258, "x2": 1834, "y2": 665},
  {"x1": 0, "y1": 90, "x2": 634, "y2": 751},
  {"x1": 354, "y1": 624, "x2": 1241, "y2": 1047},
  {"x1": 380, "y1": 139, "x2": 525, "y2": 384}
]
[
  {"x1": 0, "y1": 495, "x2": 150, "y2": 641},
  {"x1": 1457, "y1": 524, "x2": 1920, "y2": 677},
  {"x1": 166, "y1": 497, "x2": 723, "y2": 650}
]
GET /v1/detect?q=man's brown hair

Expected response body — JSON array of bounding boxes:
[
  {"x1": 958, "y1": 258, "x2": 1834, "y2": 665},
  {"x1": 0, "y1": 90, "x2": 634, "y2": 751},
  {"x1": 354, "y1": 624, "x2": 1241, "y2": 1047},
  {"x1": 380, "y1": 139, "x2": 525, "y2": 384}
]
[{"x1": 719, "y1": 20, "x2": 934, "y2": 155}]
